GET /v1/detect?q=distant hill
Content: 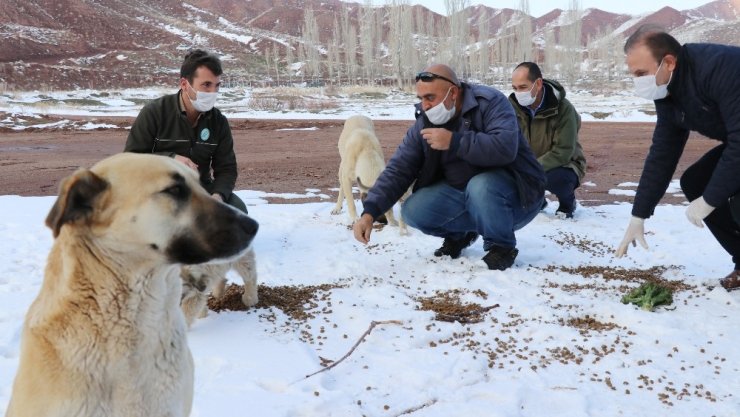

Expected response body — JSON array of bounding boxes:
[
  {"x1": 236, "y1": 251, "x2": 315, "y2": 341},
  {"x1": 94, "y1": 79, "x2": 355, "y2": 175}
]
[{"x1": 0, "y1": 0, "x2": 737, "y2": 90}]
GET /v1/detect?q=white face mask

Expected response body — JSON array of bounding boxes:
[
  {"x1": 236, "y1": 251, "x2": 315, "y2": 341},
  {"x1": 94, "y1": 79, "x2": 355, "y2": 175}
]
[
  {"x1": 187, "y1": 81, "x2": 218, "y2": 112},
  {"x1": 633, "y1": 59, "x2": 672, "y2": 101},
  {"x1": 514, "y1": 82, "x2": 537, "y2": 106},
  {"x1": 425, "y1": 87, "x2": 456, "y2": 125}
]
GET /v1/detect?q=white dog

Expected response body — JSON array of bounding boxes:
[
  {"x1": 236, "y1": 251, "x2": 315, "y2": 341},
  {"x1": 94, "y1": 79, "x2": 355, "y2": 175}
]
[
  {"x1": 331, "y1": 115, "x2": 407, "y2": 233},
  {"x1": 180, "y1": 247, "x2": 258, "y2": 327},
  {"x1": 5, "y1": 153, "x2": 258, "y2": 417}
]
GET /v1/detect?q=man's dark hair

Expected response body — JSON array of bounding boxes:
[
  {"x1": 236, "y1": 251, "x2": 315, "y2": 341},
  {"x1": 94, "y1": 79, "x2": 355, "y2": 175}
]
[
  {"x1": 180, "y1": 49, "x2": 223, "y2": 82},
  {"x1": 514, "y1": 62, "x2": 542, "y2": 82},
  {"x1": 623, "y1": 25, "x2": 682, "y2": 63}
]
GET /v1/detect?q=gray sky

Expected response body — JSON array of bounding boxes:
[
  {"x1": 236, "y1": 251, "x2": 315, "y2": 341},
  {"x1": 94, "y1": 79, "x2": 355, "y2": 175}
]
[{"x1": 398, "y1": 0, "x2": 715, "y2": 17}]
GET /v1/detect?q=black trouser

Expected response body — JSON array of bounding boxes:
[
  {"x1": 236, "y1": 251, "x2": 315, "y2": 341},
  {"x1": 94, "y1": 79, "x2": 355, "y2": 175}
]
[
  {"x1": 680, "y1": 144, "x2": 740, "y2": 269},
  {"x1": 225, "y1": 193, "x2": 248, "y2": 214},
  {"x1": 545, "y1": 167, "x2": 579, "y2": 211},
  {"x1": 204, "y1": 182, "x2": 248, "y2": 214}
]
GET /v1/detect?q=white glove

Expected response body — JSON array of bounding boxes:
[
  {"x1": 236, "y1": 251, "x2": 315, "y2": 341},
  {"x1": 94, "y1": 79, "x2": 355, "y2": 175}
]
[
  {"x1": 685, "y1": 196, "x2": 715, "y2": 228},
  {"x1": 615, "y1": 216, "x2": 648, "y2": 257}
]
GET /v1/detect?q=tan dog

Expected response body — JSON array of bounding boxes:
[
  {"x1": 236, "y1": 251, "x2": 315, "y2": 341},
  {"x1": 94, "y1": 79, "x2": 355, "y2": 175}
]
[
  {"x1": 5, "y1": 153, "x2": 258, "y2": 417},
  {"x1": 180, "y1": 247, "x2": 258, "y2": 327},
  {"x1": 331, "y1": 115, "x2": 407, "y2": 233}
]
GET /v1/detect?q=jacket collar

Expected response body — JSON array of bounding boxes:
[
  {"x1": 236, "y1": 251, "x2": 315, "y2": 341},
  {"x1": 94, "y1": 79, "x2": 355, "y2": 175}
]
[
  {"x1": 459, "y1": 82, "x2": 478, "y2": 116},
  {"x1": 666, "y1": 45, "x2": 686, "y2": 98}
]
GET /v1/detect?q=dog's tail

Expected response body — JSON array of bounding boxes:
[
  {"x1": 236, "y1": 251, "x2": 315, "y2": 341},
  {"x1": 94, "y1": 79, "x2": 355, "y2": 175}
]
[{"x1": 356, "y1": 176, "x2": 370, "y2": 190}]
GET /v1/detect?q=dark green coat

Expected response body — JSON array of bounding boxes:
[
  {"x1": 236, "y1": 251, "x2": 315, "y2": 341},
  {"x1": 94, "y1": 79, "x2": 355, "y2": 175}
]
[
  {"x1": 508, "y1": 79, "x2": 586, "y2": 181},
  {"x1": 124, "y1": 91, "x2": 237, "y2": 200}
]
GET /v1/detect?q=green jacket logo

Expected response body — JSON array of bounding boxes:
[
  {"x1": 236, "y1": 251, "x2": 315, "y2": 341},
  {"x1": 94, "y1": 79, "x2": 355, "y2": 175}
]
[{"x1": 200, "y1": 128, "x2": 210, "y2": 141}]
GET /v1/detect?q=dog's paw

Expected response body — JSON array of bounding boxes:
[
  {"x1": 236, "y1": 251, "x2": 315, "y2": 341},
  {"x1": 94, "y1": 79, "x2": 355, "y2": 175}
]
[
  {"x1": 241, "y1": 291, "x2": 259, "y2": 308},
  {"x1": 330, "y1": 208, "x2": 342, "y2": 215}
]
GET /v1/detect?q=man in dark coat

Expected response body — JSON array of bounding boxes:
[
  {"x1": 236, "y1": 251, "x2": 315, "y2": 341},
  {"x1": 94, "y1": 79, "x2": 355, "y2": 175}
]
[
  {"x1": 125, "y1": 49, "x2": 246, "y2": 212},
  {"x1": 615, "y1": 25, "x2": 740, "y2": 291},
  {"x1": 353, "y1": 64, "x2": 545, "y2": 271}
]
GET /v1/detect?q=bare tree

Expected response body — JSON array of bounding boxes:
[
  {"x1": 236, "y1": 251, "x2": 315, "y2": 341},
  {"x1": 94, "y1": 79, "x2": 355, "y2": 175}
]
[
  {"x1": 443, "y1": 0, "x2": 470, "y2": 76},
  {"x1": 327, "y1": 29, "x2": 339, "y2": 82},
  {"x1": 329, "y1": 14, "x2": 342, "y2": 82},
  {"x1": 499, "y1": 12, "x2": 514, "y2": 66},
  {"x1": 347, "y1": 25, "x2": 359, "y2": 83},
  {"x1": 284, "y1": 43, "x2": 295, "y2": 83},
  {"x1": 413, "y1": 7, "x2": 429, "y2": 69},
  {"x1": 515, "y1": 0, "x2": 533, "y2": 63},
  {"x1": 263, "y1": 49, "x2": 272, "y2": 84},
  {"x1": 400, "y1": 4, "x2": 415, "y2": 83},
  {"x1": 375, "y1": 5, "x2": 386, "y2": 83},
  {"x1": 387, "y1": 0, "x2": 413, "y2": 88},
  {"x1": 301, "y1": 8, "x2": 322, "y2": 80},
  {"x1": 477, "y1": 8, "x2": 491, "y2": 83},
  {"x1": 296, "y1": 43, "x2": 307, "y2": 83},
  {"x1": 560, "y1": 0, "x2": 582, "y2": 85},
  {"x1": 425, "y1": 6, "x2": 437, "y2": 63},
  {"x1": 272, "y1": 44, "x2": 281, "y2": 84},
  {"x1": 359, "y1": 1, "x2": 377, "y2": 84},
  {"x1": 543, "y1": 29, "x2": 557, "y2": 76}
]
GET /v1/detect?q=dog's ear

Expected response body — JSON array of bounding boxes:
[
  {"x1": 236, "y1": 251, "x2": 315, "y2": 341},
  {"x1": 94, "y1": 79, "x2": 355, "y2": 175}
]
[{"x1": 45, "y1": 169, "x2": 109, "y2": 238}]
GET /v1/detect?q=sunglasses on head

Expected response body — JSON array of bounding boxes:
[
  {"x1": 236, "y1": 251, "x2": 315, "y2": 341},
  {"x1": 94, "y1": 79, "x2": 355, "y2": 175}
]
[{"x1": 415, "y1": 71, "x2": 456, "y2": 85}]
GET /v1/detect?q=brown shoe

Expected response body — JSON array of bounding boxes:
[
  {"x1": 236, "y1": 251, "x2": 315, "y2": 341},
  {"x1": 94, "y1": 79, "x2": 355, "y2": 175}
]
[{"x1": 719, "y1": 270, "x2": 740, "y2": 291}]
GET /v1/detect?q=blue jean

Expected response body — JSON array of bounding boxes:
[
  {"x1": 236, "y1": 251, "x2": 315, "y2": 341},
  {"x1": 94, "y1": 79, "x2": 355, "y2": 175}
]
[{"x1": 401, "y1": 170, "x2": 543, "y2": 249}]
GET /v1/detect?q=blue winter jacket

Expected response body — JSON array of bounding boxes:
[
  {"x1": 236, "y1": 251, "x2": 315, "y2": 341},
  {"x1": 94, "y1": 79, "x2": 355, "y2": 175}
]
[
  {"x1": 362, "y1": 82, "x2": 546, "y2": 219},
  {"x1": 633, "y1": 43, "x2": 740, "y2": 218}
]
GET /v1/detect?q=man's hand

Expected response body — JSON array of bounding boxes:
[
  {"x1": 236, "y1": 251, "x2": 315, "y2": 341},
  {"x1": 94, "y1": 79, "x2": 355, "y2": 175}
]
[
  {"x1": 615, "y1": 216, "x2": 648, "y2": 257},
  {"x1": 353, "y1": 213, "x2": 375, "y2": 244},
  {"x1": 174, "y1": 155, "x2": 199, "y2": 172},
  {"x1": 211, "y1": 193, "x2": 224, "y2": 202},
  {"x1": 685, "y1": 196, "x2": 714, "y2": 228},
  {"x1": 420, "y1": 128, "x2": 453, "y2": 150}
]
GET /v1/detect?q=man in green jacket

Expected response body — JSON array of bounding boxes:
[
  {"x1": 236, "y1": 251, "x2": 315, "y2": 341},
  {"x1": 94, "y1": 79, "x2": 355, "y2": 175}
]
[
  {"x1": 509, "y1": 62, "x2": 586, "y2": 218},
  {"x1": 125, "y1": 49, "x2": 247, "y2": 213}
]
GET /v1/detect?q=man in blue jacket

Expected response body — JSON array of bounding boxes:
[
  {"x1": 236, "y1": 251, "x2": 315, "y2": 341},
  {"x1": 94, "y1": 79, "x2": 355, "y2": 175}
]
[
  {"x1": 353, "y1": 64, "x2": 545, "y2": 270},
  {"x1": 615, "y1": 25, "x2": 740, "y2": 291}
]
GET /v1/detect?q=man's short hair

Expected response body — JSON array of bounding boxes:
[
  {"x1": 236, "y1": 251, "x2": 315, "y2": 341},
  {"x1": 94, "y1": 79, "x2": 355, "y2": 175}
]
[
  {"x1": 623, "y1": 25, "x2": 682, "y2": 63},
  {"x1": 180, "y1": 49, "x2": 223, "y2": 82},
  {"x1": 514, "y1": 62, "x2": 542, "y2": 82}
]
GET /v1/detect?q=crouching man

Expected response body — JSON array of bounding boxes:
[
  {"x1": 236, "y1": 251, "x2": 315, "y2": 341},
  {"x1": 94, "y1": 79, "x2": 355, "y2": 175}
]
[{"x1": 353, "y1": 64, "x2": 545, "y2": 270}]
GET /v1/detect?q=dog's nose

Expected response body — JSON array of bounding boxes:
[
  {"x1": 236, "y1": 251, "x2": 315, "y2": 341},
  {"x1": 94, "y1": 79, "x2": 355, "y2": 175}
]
[{"x1": 238, "y1": 215, "x2": 259, "y2": 239}]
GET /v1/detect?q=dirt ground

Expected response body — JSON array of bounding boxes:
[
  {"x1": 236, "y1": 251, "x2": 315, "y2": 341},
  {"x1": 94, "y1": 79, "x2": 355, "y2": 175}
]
[{"x1": 0, "y1": 118, "x2": 716, "y2": 206}]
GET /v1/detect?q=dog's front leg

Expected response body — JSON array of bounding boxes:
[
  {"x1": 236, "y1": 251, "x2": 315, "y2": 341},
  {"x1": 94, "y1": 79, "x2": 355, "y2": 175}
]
[{"x1": 235, "y1": 248, "x2": 258, "y2": 307}]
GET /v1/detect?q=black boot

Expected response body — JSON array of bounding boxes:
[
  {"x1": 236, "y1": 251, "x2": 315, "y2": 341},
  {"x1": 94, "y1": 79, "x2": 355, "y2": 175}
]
[
  {"x1": 482, "y1": 246, "x2": 519, "y2": 270},
  {"x1": 433, "y1": 232, "x2": 478, "y2": 259},
  {"x1": 556, "y1": 200, "x2": 577, "y2": 219}
]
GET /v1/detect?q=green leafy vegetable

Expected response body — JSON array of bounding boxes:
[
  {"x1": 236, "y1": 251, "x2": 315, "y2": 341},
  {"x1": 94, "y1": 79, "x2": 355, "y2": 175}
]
[{"x1": 621, "y1": 282, "x2": 673, "y2": 311}]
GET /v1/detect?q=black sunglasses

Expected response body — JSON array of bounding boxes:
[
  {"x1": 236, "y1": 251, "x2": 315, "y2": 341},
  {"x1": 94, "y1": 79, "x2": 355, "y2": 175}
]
[{"x1": 415, "y1": 71, "x2": 456, "y2": 85}]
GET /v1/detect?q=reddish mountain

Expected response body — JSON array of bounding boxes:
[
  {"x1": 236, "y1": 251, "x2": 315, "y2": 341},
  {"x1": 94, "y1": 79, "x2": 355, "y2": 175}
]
[{"x1": 0, "y1": 0, "x2": 736, "y2": 90}]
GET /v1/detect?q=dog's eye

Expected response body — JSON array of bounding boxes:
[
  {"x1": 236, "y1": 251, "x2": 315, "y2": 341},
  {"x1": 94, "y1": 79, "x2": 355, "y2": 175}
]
[{"x1": 162, "y1": 184, "x2": 190, "y2": 200}]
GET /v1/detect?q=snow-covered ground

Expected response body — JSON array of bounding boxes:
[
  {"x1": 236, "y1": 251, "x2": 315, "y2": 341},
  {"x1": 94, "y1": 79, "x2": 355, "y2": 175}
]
[
  {"x1": 1, "y1": 87, "x2": 736, "y2": 416},
  {"x1": 0, "y1": 86, "x2": 657, "y2": 130},
  {"x1": 0, "y1": 191, "x2": 738, "y2": 416}
]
